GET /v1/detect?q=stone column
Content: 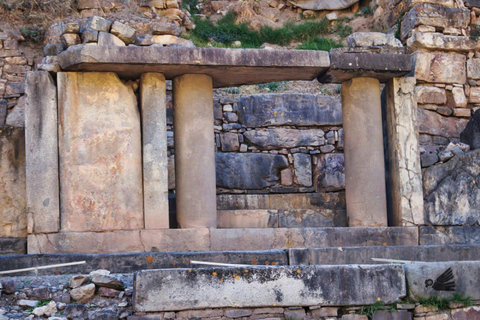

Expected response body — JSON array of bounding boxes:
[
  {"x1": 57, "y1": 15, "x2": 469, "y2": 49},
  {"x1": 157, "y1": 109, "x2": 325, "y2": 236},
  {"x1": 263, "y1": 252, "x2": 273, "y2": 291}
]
[
  {"x1": 341, "y1": 77, "x2": 387, "y2": 227},
  {"x1": 173, "y1": 74, "x2": 217, "y2": 228},
  {"x1": 385, "y1": 77, "x2": 424, "y2": 226},
  {"x1": 140, "y1": 73, "x2": 169, "y2": 229},
  {"x1": 25, "y1": 71, "x2": 60, "y2": 234}
]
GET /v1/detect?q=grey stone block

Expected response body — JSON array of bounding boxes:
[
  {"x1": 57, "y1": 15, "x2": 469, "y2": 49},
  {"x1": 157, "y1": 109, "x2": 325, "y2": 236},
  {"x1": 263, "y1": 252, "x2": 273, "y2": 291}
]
[
  {"x1": 372, "y1": 310, "x2": 412, "y2": 320},
  {"x1": 315, "y1": 153, "x2": 345, "y2": 192},
  {"x1": 278, "y1": 209, "x2": 347, "y2": 228},
  {"x1": 289, "y1": 245, "x2": 480, "y2": 266},
  {"x1": 0, "y1": 238, "x2": 26, "y2": 255},
  {"x1": 237, "y1": 94, "x2": 342, "y2": 127},
  {"x1": 134, "y1": 265, "x2": 406, "y2": 312},
  {"x1": 293, "y1": 153, "x2": 312, "y2": 187},
  {"x1": 244, "y1": 128, "x2": 325, "y2": 149},
  {"x1": 216, "y1": 153, "x2": 288, "y2": 189},
  {"x1": 419, "y1": 226, "x2": 480, "y2": 245},
  {"x1": 460, "y1": 109, "x2": 480, "y2": 150},
  {"x1": 405, "y1": 261, "x2": 480, "y2": 301}
]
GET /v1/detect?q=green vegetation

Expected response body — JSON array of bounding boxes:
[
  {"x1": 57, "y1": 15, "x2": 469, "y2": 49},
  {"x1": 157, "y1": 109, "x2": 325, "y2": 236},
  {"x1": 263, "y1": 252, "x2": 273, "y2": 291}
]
[
  {"x1": 258, "y1": 81, "x2": 285, "y2": 92},
  {"x1": 359, "y1": 300, "x2": 387, "y2": 318},
  {"x1": 185, "y1": 11, "x2": 349, "y2": 50},
  {"x1": 20, "y1": 25, "x2": 44, "y2": 43},
  {"x1": 415, "y1": 294, "x2": 474, "y2": 310}
]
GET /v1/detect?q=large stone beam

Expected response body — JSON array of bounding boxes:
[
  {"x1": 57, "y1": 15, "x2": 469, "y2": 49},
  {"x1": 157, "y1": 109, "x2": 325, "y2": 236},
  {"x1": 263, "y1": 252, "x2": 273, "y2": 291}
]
[
  {"x1": 25, "y1": 71, "x2": 60, "y2": 234},
  {"x1": 134, "y1": 265, "x2": 406, "y2": 311},
  {"x1": 173, "y1": 74, "x2": 217, "y2": 228},
  {"x1": 385, "y1": 78, "x2": 424, "y2": 226},
  {"x1": 140, "y1": 73, "x2": 169, "y2": 229},
  {"x1": 317, "y1": 52, "x2": 412, "y2": 84},
  {"x1": 341, "y1": 77, "x2": 387, "y2": 227},
  {"x1": 57, "y1": 45, "x2": 330, "y2": 88}
]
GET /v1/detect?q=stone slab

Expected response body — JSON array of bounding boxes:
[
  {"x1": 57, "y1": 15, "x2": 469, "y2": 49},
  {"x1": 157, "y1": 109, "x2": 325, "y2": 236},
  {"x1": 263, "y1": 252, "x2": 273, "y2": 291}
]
[
  {"x1": 278, "y1": 209, "x2": 347, "y2": 228},
  {"x1": 57, "y1": 72, "x2": 143, "y2": 232},
  {"x1": 419, "y1": 226, "x2": 480, "y2": 245},
  {"x1": 216, "y1": 192, "x2": 346, "y2": 211},
  {"x1": 289, "y1": 245, "x2": 480, "y2": 266},
  {"x1": 133, "y1": 265, "x2": 406, "y2": 311},
  {"x1": 140, "y1": 73, "x2": 169, "y2": 229},
  {"x1": 405, "y1": 261, "x2": 480, "y2": 300},
  {"x1": 0, "y1": 238, "x2": 27, "y2": 255},
  {"x1": 0, "y1": 250, "x2": 287, "y2": 275},
  {"x1": 414, "y1": 52, "x2": 466, "y2": 84},
  {"x1": 27, "y1": 227, "x2": 418, "y2": 254},
  {"x1": 407, "y1": 32, "x2": 479, "y2": 52},
  {"x1": 24, "y1": 71, "x2": 60, "y2": 234},
  {"x1": 236, "y1": 94, "x2": 342, "y2": 127},
  {"x1": 216, "y1": 153, "x2": 288, "y2": 190},
  {"x1": 57, "y1": 45, "x2": 330, "y2": 88},
  {"x1": 0, "y1": 128, "x2": 26, "y2": 238},
  {"x1": 243, "y1": 128, "x2": 325, "y2": 149},
  {"x1": 218, "y1": 210, "x2": 279, "y2": 228},
  {"x1": 317, "y1": 52, "x2": 412, "y2": 84}
]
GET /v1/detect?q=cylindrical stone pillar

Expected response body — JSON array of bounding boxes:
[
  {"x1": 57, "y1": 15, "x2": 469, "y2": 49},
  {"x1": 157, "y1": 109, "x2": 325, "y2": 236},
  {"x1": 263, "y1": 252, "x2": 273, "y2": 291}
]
[
  {"x1": 341, "y1": 77, "x2": 387, "y2": 227},
  {"x1": 173, "y1": 74, "x2": 217, "y2": 228}
]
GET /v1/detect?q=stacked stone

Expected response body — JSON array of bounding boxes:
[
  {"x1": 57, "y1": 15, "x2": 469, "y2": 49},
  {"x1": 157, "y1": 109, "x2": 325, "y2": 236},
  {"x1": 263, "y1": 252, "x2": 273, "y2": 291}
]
[
  {"x1": 0, "y1": 29, "x2": 28, "y2": 249},
  {"x1": 165, "y1": 93, "x2": 345, "y2": 195},
  {"x1": 398, "y1": 0, "x2": 478, "y2": 168}
]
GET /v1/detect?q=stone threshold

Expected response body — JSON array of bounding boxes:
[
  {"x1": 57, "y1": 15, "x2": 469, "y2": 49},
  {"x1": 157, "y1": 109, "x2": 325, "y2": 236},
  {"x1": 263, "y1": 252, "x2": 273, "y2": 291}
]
[{"x1": 27, "y1": 227, "x2": 418, "y2": 254}]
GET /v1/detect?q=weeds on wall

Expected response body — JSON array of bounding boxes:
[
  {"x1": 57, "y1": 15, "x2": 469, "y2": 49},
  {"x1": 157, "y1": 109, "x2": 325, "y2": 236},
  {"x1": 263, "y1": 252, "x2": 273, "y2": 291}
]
[
  {"x1": 185, "y1": 11, "x2": 348, "y2": 50},
  {"x1": 19, "y1": 24, "x2": 44, "y2": 43}
]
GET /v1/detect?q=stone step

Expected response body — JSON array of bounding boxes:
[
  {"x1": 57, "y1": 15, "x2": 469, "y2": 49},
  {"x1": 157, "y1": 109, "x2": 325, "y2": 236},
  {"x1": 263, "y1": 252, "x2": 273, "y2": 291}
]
[
  {"x1": 290, "y1": 244, "x2": 480, "y2": 265},
  {"x1": 217, "y1": 209, "x2": 347, "y2": 228},
  {"x1": 27, "y1": 227, "x2": 418, "y2": 254}
]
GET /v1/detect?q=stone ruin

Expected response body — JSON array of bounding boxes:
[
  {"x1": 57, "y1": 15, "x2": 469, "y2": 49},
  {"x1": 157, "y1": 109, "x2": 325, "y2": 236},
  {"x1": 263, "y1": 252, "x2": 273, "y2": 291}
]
[{"x1": 1, "y1": 0, "x2": 480, "y2": 319}]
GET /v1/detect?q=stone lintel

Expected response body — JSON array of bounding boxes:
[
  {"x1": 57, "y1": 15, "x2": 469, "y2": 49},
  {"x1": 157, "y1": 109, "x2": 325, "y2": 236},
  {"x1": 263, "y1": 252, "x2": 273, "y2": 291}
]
[
  {"x1": 57, "y1": 45, "x2": 330, "y2": 88},
  {"x1": 317, "y1": 52, "x2": 413, "y2": 83},
  {"x1": 27, "y1": 227, "x2": 418, "y2": 254},
  {"x1": 134, "y1": 265, "x2": 406, "y2": 311}
]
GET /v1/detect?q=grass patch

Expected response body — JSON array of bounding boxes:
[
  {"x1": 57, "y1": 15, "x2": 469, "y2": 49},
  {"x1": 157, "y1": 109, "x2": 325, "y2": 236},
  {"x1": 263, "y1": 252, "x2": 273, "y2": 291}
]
[
  {"x1": 185, "y1": 11, "x2": 347, "y2": 50},
  {"x1": 297, "y1": 36, "x2": 343, "y2": 51},
  {"x1": 0, "y1": 0, "x2": 76, "y2": 27},
  {"x1": 19, "y1": 24, "x2": 44, "y2": 43},
  {"x1": 359, "y1": 300, "x2": 387, "y2": 318}
]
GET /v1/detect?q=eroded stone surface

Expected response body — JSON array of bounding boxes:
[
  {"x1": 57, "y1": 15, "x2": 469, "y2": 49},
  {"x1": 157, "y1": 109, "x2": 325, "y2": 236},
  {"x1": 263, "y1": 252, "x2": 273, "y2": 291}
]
[
  {"x1": 237, "y1": 94, "x2": 342, "y2": 127},
  {"x1": 414, "y1": 52, "x2": 466, "y2": 84},
  {"x1": 423, "y1": 150, "x2": 480, "y2": 226},
  {"x1": 314, "y1": 153, "x2": 345, "y2": 192},
  {"x1": 417, "y1": 109, "x2": 469, "y2": 138},
  {"x1": 216, "y1": 153, "x2": 288, "y2": 189},
  {"x1": 0, "y1": 128, "x2": 26, "y2": 238},
  {"x1": 460, "y1": 109, "x2": 480, "y2": 150},
  {"x1": 407, "y1": 32, "x2": 478, "y2": 52},
  {"x1": 57, "y1": 72, "x2": 143, "y2": 232},
  {"x1": 243, "y1": 128, "x2": 325, "y2": 149},
  {"x1": 134, "y1": 265, "x2": 406, "y2": 311}
]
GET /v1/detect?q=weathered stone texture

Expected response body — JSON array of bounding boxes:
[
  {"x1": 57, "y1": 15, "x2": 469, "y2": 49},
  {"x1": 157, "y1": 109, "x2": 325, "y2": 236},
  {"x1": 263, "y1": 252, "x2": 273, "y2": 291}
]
[
  {"x1": 407, "y1": 32, "x2": 478, "y2": 52},
  {"x1": 216, "y1": 153, "x2": 288, "y2": 189},
  {"x1": 405, "y1": 261, "x2": 480, "y2": 301},
  {"x1": 414, "y1": 52, "x2": 466, "y2": 84},
  {"x1": 217, "y1": 210, "x2": 278, "y2": 228},
  {"x1": 278, "y1": 209, "x2": 347, "y2": 228},
  {"x1": 287, "y1": 0, "x2": 359, "y2": 11},
  {"x1": 0, "y1": 128, "x2": 26, "y2": 238},
  {"x1": 314, "y1": 153, "x2": 345, "y2": 192},
  {"x1": 419, "y1": 226, "x2": 480, "y2": 245},
  {"x1": 417, "y1": 109, "x2": 469, "y2": 138},
  {"x1": 134, "y1": 265, "x2": 406, "y2": 311},
  {"x1": 57, "y1": 72, "x2": 143, "y2": 232},
  {"x1": 140, "y1": 73, "x2": 169, "y2": 229},
  {"x1": 423, "y1": 150, "x2": 480, "y2": 226},
  {"x1": 401, "y1": 4, "x2": 470, "y2": 40},
  {"x1": 25, "y1": 72, "x2": 60, "y2": 234},
  {"x1": 385, "y1": 78, "x2": 424, "y2": 226},
  {"x1": 293, "y1": 153, "x2": 312, "y2": 187},
  {"x1": 467, "y1": 58, "x2": 480, "y2": 79},
  {"x1": 416, "y1": 86, "x2": 446, "y2": 105},
  {"x1": 460, "y1": 109, "x2": 480, "y2": 150},
  {"x1": 243, "y1": 128, "x2": 325, "y2": 149},
  {"x1": 237, "y1": 94, "x2": 342, "y2": 127}
]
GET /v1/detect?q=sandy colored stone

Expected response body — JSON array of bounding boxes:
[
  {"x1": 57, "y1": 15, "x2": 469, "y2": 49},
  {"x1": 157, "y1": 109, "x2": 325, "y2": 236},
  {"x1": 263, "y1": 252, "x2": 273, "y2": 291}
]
[
  {"x1": 416, "y1": 86, "x2": 446, "y2": 105},
  {"x1": 110, "y1": 21, "x2": 136, "y2": 44},
  {"x1": 217, "y1": 210, "x2": 278, "y2": 228},
  {"x1": 98, "y1": 31, "x2": 125, "y2": 46},
  {"x1": 407, "y1": 32, "x2": 478, "y2": 52},
  {"x1": 415, "y1": 52, "x2": 466, "y2": 84},
  {"x1": 140, "y1": 73, "x2": 169, "y2": 229},
  {"x1": 417, "y1": 109, "x2": 469, "y2": 138},
  {"x1": 70, "y1": 284, "x2": 95, "y2": 303},
  {"x1": 0, "y1": 128, "x2": 26, "y2": 238},
  {"x1": 385, "y1": 78, "x2": 424, "y2": 227},
  {"x1": 342, "y1": 77, "x2": 387, "y2": 227},
  {"x1": 25, "y1": 71, "x2": 60, "y2": 234},
  {"x1": 174, "y1": 74, "x2": 217, "y2": 228},
  {"x1": 57, "y1": 72, "x2": 143, "y2": 232},
  {"x1": 452, "y1": 87, "x2": 468, "y2": 108}
]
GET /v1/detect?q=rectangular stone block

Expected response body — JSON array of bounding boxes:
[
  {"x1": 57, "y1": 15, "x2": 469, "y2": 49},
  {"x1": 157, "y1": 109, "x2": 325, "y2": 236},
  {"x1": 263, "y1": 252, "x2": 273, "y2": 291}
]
[
  {"x1": 218, "y1": 210, "x2": 279, "y2": 228},
  {"x1": 216, "y1": 193, "x2": 346, "y2": 211},
  {"x1": 414, "y1": 52, "x2": 466, "y2": 84},
  {"x1": 25, "y1": 71, "x2": 60, "y2": 234},
  {"x1": 243, "y1": 128, "x2": 325, "y2": 149},
  {"x1": 407, "y1": 32, "x2": 479, "y2": 52},
  {"x1": 237, "y1": 94, "x2": 342, "y2": 127},
  {"x1": 401, "y1": 4, "x2": 470, "y2": 40},
  {"x1": 405, "y1": 261, "x2": 480, "y2": 301},
  {"x1": 385, "y1": 78, "x2": 424, "y2": 226},
  {"x1": 417, "y1": 109, "x2": 469, "y2": 138},
  {"x1": 290, "y1": 245, "x2": 480, "y2": 266},
  {"x1": 57, "y1": 72, "x2": 143, "y2": 232},
  {"x1": 140, "y1": 73, "x2": 169, "y2": 229},
  {"x1": 0, "y1": 128, "x2": 26, "y2": 238},
  {"x1": 0, "y1": 238, "x2": 26, "y2": 255},
  {"x1": 278, "y1": 209, "x2": 347, "y2": 228},
  {"x1": 134, "y1": 265, "x2": 406, "y2": 311}
]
